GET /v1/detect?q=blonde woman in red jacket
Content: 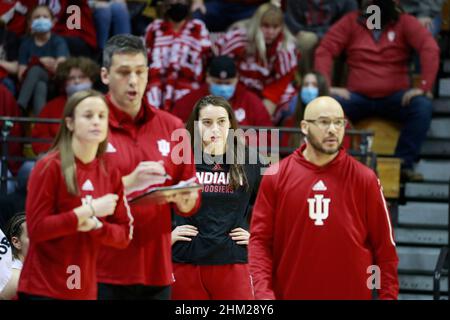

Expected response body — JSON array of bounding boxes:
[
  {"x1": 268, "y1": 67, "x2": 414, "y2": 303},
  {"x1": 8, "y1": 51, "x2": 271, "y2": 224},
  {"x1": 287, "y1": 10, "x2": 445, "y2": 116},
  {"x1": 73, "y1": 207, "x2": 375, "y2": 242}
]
[{"x1": 18, "y1": 90, "x2": 133, "y2": 300}]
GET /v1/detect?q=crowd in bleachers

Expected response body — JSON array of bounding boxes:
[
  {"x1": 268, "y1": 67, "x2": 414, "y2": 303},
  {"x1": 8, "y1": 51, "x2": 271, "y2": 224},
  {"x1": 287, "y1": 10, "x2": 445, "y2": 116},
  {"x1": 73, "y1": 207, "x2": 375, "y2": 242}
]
[{"x1": 0, "y1": 0, "x2": 446, "y2": 300}]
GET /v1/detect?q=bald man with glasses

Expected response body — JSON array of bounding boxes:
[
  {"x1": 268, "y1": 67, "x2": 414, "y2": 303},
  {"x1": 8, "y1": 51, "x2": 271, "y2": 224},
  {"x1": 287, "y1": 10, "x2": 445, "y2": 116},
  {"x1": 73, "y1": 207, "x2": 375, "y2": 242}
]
[{"x1": 249, "y1": 96, "x2": 399, "y2": 300}]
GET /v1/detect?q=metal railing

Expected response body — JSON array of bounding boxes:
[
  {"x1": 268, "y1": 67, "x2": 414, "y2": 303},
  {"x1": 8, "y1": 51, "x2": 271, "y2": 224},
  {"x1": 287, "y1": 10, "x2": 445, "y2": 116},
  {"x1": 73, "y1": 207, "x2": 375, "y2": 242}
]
[{"x1": 1, "y1": 117, "x2": 376, "y2": 194}]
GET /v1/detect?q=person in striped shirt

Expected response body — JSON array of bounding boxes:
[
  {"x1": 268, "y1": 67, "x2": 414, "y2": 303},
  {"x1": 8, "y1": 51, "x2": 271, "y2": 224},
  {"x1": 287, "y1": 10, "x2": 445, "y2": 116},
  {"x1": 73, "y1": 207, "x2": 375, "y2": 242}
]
[
  {"x1": 144, "y1": 0, "x2": 212, "y2": 111},
  {"x1": 214, "y1": 3, "x2": 300, "y2": 124}
]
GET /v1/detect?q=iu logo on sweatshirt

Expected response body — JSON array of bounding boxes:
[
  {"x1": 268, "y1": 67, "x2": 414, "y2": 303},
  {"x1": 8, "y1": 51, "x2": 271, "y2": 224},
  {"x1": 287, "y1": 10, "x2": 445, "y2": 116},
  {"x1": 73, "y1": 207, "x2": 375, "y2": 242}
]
[
  {"x1": 80, "y1": 180, "x2": 94, "y2": 206},
  {"x1": 157, "y1": 139, "x2": 170, "y2": 157},
  {"x1": 307, "y1": 180, "x2": 331, "y2": 226}
]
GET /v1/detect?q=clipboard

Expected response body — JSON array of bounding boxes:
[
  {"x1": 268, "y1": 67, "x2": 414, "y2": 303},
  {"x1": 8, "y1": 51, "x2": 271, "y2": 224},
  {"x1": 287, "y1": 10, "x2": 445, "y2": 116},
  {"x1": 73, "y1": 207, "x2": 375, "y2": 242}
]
[{"x1": 128, "y1": 178, "x2": 202, "y2": 205}]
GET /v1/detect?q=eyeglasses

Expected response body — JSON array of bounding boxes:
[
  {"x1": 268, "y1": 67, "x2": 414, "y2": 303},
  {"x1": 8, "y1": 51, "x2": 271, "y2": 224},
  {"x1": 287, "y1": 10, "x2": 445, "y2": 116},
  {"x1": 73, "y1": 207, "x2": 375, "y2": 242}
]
[{"x1": 305, "y1": 118, "x2": 348, "y2": 130}]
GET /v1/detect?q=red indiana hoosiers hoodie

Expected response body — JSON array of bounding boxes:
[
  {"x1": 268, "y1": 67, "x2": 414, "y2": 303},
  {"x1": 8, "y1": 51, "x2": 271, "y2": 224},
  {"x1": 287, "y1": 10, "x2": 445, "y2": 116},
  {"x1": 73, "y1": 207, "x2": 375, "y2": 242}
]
[{"x1": 249, "y1": 145, "x2": 399, "y2": 299}]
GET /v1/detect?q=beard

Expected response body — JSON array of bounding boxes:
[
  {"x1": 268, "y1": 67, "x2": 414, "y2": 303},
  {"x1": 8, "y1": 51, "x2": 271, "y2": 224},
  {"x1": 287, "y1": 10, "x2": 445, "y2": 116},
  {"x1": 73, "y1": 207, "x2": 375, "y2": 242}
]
[{"x1": 305, "y1": 131, "x2": 342, "y2": 155}]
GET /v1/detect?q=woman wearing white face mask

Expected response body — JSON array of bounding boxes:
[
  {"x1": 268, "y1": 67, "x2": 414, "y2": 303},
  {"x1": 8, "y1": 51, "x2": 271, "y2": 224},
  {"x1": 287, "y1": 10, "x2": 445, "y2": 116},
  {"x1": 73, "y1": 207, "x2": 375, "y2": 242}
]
[
  {"x1": 14, "y1": 58, "x2": 100, "y2": 198},
  {"x1": 17, "y1": 5, "x2": 70, "y2": 117},
  {"x1": 280, "y1": 71, "x2": 329, "y2": 150},
  {"x1": 281, "y1": 71, "x2": 352, "y2": 152},
  {"x1": 31, "y1": 57, "x2": 100, "y2": 156}
]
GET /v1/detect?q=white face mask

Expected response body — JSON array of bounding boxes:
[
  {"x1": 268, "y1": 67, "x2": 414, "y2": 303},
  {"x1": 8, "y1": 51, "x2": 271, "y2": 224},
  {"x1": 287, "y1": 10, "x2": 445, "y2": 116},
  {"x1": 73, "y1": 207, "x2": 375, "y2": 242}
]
[
  {"x1": 31, "y1": 17, "x2": 52, "y2": 33},
  {"x1": 65, "y1": 82, "x2": 92, "y2": 97}
]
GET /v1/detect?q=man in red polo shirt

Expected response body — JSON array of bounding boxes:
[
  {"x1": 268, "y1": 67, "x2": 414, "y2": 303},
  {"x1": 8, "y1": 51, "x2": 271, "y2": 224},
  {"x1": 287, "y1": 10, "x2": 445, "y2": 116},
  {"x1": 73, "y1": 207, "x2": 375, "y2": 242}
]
[
  {"x1": 314, "y1": 0, "x2": 440, "y2": 181},
  {"x1": 96, "y1": 34, "x2": 200, "y2": 300}
]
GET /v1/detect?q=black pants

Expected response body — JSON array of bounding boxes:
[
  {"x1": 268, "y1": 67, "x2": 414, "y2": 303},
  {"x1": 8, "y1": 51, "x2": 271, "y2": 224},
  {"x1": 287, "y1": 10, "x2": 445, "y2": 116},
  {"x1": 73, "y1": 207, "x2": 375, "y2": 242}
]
[{"x1": 97, "y1": 283, "x2": 171, "y2": 300}]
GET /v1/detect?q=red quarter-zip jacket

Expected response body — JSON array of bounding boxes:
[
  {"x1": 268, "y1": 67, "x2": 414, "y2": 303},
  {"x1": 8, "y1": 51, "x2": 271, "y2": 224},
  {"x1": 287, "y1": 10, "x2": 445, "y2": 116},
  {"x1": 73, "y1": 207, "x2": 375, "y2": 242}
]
[
  {"x1": 97, "y1": 96, "x2": 200, "y2": 286},
  {"x1": 18, "y1": 151, "x2": 132, "y2": 299}
]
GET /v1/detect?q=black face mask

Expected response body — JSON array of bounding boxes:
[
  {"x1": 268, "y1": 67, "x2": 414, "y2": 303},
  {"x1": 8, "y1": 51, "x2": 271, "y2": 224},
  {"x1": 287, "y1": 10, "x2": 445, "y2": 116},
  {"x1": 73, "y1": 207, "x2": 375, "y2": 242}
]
[{"x1": 166, "y1": 3, "x2": 190, "y2": 22}]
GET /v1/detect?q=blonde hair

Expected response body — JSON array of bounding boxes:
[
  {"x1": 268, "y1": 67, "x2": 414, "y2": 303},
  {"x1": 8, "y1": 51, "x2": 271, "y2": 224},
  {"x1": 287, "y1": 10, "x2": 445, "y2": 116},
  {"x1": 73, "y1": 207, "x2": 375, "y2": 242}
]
[
  {"x1": 246, "y1": 3, "x2": 295, "y2": 66},
  {"x1": 50, "y1": 90, "x2": 108, "y2": 195}
]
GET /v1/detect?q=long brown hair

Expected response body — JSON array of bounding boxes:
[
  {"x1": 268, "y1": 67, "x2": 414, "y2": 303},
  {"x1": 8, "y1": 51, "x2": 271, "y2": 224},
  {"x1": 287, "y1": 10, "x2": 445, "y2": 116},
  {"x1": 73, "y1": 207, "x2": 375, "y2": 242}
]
[
  {"x1": 186, "y1": 95, "x2": 248, "y2": 190},
  {"x1": 50, "y1": 90, "x2": 108, "y2": 195}
]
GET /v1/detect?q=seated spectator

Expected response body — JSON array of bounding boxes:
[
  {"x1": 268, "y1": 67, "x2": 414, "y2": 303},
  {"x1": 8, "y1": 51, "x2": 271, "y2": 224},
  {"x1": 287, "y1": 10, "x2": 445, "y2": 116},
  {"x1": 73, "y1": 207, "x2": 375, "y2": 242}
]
[
  {"x1": 191, "y1": 0, "x2": 268, "y2": 32},
  {"x1": 215, "y1": 3, "x2": 299, "y2": 124},
  {"x1": 90, "y1": 0, "x2": 131, "y2": 52},
  {"x1": 144, "y1": 0, "x2": 212, "y2": 111},
  {"x1": 280, "y1": 71, "x2": 329, "y2": 149},
  {"x1": 172, "y1": 55, "x2": 272, "y2": 127},
  {"x1": 3, "y1": 1, "x2": 96, "y2": 57},
  {"x1": 315, "y1": 0, "x2": 440, "y2": 181},
  {"x1": 400, "y1": 0, "x2": 444, "y2": 36},
  {"x1": 284, "y1": 0, "x2": 357, "y2": 74},
  {"x1": 17, "y1": 5, "x2": 69, "y2": 116},
  {"x1": 31, "y1": 57, "x2": 99, "y2": 156},
  {"x1": 0, "y1": 19, "x2": 19, "y2": 95},
  {"x1": 0, "y1": 213, "x2": 28, "y2": 300}
]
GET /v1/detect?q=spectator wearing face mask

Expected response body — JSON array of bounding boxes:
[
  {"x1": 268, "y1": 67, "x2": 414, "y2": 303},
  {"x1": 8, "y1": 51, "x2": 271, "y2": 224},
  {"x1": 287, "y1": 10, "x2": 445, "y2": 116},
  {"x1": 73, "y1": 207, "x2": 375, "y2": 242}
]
[
  {"x1": 5, "y1": 1, "x2": 97, "y2": 57},
  {"x1": 31, "y1": 57, "x2": 99, "y2": 156},
  {"x1": 17, "y1": 5, "x2": 69, "y2": 116},
  {"x1": 144, "y1": 0, "x2": 212, "y2": 111},
  {"x1": 172, "y1": 55, "x2": 272, "y2": 127},
  {"x1": 280, "y1": 71, "x2": 329, "y2": 150}
]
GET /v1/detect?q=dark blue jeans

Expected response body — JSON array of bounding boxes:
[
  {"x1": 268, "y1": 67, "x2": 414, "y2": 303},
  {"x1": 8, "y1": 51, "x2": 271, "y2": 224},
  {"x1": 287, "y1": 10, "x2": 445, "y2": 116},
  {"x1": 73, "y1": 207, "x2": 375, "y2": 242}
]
[
  {"x1": 192, "y1": 1, "x2": 260, "y2": 32},
  {"x1": 334, "y1": 90, "x2": 432, "y2": 169}
]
